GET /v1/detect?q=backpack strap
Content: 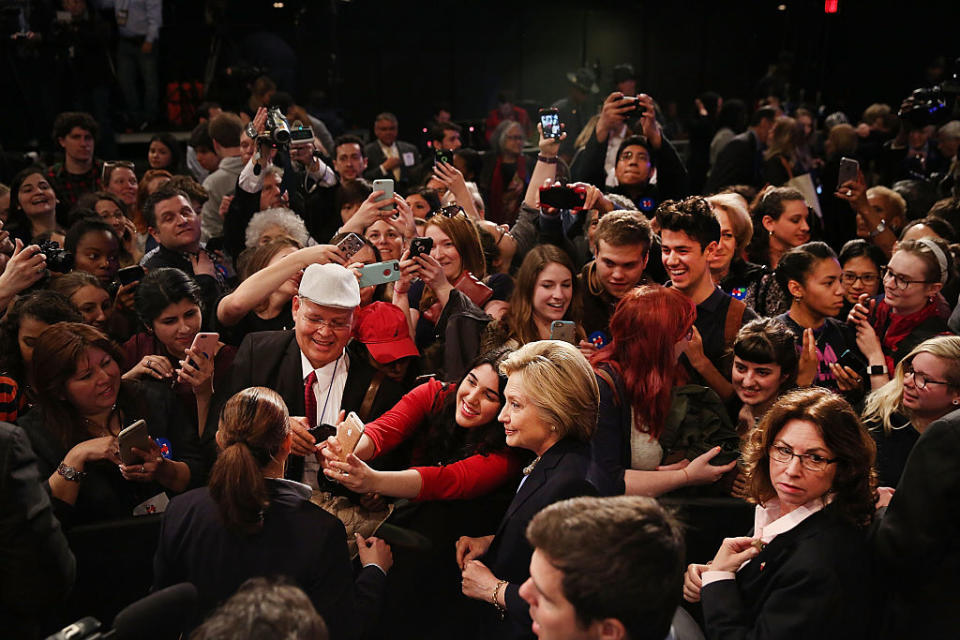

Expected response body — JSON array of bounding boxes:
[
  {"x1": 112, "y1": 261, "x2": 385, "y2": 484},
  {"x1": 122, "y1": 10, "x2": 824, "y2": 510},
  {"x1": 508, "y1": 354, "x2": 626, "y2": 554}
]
[
  {"x1": 724, "y1": 297, "x2": 747, "y2": 348},
  {"x1": 358, "y1": 372, "x2": 385, "y2": 422}
]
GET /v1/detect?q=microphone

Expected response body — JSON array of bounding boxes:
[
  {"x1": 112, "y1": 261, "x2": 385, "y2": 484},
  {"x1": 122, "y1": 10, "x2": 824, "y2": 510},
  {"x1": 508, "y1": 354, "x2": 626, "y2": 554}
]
[
  {"x1": 45, "y1": 617, "x2": 101, "y2": 640},
  {"x1": 108, "y1": 583, "x2": 198, "y2": 639}
]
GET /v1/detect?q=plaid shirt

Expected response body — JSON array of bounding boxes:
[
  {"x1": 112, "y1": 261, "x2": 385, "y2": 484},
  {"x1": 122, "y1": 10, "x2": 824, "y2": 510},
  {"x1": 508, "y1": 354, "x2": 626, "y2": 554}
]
[{"x1": 45, "y1": 160, "x2": 104, "y2": 210}]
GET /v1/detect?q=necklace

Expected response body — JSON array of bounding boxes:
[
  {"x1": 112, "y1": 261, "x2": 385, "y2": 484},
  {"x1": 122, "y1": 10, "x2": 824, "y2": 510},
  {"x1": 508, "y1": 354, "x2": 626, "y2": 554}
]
[
  {"x1": 82, "y1": 403, "x2": 120, "y2": 436},
  {"x1": 523, "y1": 456, "x2": 541, "y2": 476}
]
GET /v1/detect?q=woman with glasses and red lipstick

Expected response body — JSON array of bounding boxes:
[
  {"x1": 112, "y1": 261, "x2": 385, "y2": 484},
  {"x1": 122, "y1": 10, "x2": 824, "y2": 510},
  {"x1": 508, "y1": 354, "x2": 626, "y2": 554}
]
[
  {"x1": 862, "y1": 336, "x2": 960, "y2": 487},
  {"x1": 684, "y1": 388, "x2": 877, "y2": 640}
]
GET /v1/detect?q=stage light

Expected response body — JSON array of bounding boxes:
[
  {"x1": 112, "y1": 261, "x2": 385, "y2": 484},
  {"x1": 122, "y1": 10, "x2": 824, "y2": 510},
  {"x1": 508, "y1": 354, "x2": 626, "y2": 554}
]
[{"x1": 825, "y1": 0, "x2": 838, "y2": 13}]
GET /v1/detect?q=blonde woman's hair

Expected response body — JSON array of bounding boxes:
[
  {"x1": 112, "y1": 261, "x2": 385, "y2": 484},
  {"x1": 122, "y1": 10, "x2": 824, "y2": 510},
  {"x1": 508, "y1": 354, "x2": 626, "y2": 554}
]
[
  {"x1": 707, "y1": 192, "x2": 754, "y2": 252},
  {"x1": 499, "y1": 340, "x2": 599, "y2": 442},
  {"x1": 862, "y1": 335, "x2": 960, "y2": 434}
]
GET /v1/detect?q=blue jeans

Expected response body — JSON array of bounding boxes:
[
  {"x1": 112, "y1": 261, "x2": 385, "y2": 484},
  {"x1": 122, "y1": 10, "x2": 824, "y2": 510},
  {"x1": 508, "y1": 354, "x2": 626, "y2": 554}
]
[{"x1": 117, "y1": 39, "x2": 159, "y2": 124}]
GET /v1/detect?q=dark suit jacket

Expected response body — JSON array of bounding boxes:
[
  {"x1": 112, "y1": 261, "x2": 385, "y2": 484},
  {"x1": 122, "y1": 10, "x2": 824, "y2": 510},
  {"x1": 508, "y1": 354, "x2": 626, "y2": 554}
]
[
  {"x1": 706, "y1": 129, "x2": 761, "y2": 192},
  {"x1": 0, "y1": 422, "x2": 75, "y2": 633},
  {"x1": 153, "y1": 480, "x2": 385, "y2": 639},
  {"x1": 215, "y1": 330, "x2": 406, "y2": 480},
  {"x1": 478, "y1": 438, "x2": 598, "y2": 639},
  {"x1": 873, "y1": 407, "x2": 960, "y2": 637},
  {"x1": 701, "y1": 507, "x2": 872, "y2": 640},
  {"x1": 362, "y1": 140, "x2": 421, "y2": 193}
]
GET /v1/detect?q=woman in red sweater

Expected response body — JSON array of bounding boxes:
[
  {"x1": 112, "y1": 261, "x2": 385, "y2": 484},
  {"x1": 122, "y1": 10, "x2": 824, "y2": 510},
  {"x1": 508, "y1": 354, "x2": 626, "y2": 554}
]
[{"x1": 322, "y1": 347, "x2": 522, "y2": 501}]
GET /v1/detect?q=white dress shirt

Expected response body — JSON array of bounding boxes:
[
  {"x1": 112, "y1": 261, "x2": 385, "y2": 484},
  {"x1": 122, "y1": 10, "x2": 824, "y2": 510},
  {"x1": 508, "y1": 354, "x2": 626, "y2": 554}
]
[{"x1": 299, "y1": 349, "x2": 350, "y2": 489}]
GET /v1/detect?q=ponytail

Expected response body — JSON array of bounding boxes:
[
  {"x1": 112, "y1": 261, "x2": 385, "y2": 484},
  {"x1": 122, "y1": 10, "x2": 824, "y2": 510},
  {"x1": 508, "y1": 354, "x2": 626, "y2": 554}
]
[{"x1": 208, "y1": 387, "x2": 290, "y2": 534}]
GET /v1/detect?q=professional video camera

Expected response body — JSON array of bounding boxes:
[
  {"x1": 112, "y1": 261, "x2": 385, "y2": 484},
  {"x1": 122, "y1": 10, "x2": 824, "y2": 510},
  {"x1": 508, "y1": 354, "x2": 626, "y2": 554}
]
[
  {"x1": 260, "y1": 107, "x2": 291, "y2": 147},
  {"x1": 898, "y1": 56, "x2": 960, "y2": 127}
]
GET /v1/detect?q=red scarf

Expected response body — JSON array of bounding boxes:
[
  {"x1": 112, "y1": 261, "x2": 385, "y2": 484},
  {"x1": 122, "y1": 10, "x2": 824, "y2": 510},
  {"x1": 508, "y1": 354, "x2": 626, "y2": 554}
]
[{"x1": 873, "y1": 296, "x2": 949, "y2": 371}]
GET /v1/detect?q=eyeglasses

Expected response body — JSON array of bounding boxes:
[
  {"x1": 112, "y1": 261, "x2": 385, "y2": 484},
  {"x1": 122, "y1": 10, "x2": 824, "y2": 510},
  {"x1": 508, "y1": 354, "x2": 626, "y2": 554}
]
[
  {"x1": 505, "y1": 134, "x2": 525, "y2": 141},
  {"x1": 769, "y1": 443, "x2": 838, "y2": 472},
  {"x1": 882, "y1": 267, "x2": 933, "y2": 291},
  {"x1": 425, "y1": 204, "x2": 466, "y2": 220},
  {"x1": 903, "y1": 366, "x2": 953, "y2": 390},
  {"x1": 102, "y1": 160, "x2": 136, "y2": 181},
  {"x1": 841, "y1": 271, "x2": 879, "y2": 286}
]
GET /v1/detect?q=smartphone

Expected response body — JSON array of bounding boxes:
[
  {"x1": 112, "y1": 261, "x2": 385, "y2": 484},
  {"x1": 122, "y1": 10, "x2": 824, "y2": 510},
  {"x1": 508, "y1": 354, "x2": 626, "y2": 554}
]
[
  {"x1": 118, "y1": 419, "x2": 151, "y2": 465},
  {"x1": 335, "y1": 412, "x2": 365, "y2": 461},
  {"x1": 357, "y1": 260, "x2": 401, "y2": 288},
  {"x1": 837, "y1": 349, "x2": 867, "y2": 376},
  {"x1": 372, "y1": 178, "x2": 395, "y2": 213},
  {"x1": 539, "y1": 185, "x2": 588, "y2": 210},
  {"x1": 838, "y1": 157, "x2": 860, "y2": 186},
  {"x1": 117, "y1": 265, "x2": 145, "y2": 286},
  {"x1": 289, "y1": 126, "x2": 315, "y2": 146},
  {"x1": 709, "y1": 450, "x2": 740, "y2": 466},
  {"x1": 189, "y1": 332, "x2": 219, "y2": 360},
  {"x1": 549, "y1": 320, "x2": 576, "y2": 344},
  {"x1": 623, "y1": 95, "x2": 646, "y2": 120},
  {"x1": 409, "y1": 236, "x2": 434, "y2": 259},
  {"x1": 435, "y1": 148, "x2": 455, "y2": 165},
  {"x1": 308, "y1": 423, "x2": 337, "y2": 444},
  {"x1": 337, "y1": 232, "x2": 365, "y2": 261},
  {"x1": 539, "y1": 108, "x2": 561, "y2": 139}
]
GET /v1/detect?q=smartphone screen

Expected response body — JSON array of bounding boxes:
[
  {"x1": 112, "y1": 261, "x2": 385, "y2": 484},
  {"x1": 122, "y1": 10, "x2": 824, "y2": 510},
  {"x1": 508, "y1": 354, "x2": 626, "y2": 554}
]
[
  {"x1": 838, "y1": 157, "x2": 859, "y2": 186},
  {"x1": 539, "y1": 108, "x2": 561, "y2": 139}
]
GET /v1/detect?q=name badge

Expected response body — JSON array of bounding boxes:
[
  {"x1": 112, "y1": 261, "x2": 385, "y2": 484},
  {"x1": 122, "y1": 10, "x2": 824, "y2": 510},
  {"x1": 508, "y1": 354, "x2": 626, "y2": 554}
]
[{"x1": 402, "y1": 152, "x2": 415, "y2": 167}]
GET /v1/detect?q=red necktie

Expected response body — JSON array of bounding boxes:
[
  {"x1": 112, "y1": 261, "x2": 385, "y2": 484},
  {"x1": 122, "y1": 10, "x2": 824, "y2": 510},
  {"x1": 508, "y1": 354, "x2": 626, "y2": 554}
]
[{"x1": 304, "y1": 371, "x2": 318, "y2": 428}]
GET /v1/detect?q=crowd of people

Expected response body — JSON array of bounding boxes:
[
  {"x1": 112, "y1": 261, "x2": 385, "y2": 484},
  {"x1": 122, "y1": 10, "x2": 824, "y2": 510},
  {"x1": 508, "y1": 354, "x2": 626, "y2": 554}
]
[{"x1": 2, "y1": 45, "x2": 960, "y2": 640}]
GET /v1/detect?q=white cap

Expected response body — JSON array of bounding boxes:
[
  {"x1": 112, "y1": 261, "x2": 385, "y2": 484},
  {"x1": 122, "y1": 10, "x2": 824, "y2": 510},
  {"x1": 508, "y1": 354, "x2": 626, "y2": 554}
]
[{"x1": 298, "y1": 263, "x2": 360, "y2": 309}]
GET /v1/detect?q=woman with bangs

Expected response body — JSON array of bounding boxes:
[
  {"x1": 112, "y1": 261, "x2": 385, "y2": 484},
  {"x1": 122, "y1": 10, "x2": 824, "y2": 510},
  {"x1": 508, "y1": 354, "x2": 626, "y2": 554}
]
[
  {"x1": 731, "y1": 318, "x2": 799, "y2": 433},
  {"x1": 480, "y1": 245, "x2": 583, "y2": 352},
  {"x1": 590, "y1": 285, "x2": 738, "y2": 497},
  {"x1": 684, "y1": 388, "x2": 877, "y2": 639}
]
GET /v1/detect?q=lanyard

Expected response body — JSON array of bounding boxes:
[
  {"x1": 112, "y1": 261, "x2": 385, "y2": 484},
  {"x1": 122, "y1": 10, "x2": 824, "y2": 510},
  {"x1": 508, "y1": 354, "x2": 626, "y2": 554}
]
[{"x1": 317, "y1": 354, "x2": 341, "y2": 423}]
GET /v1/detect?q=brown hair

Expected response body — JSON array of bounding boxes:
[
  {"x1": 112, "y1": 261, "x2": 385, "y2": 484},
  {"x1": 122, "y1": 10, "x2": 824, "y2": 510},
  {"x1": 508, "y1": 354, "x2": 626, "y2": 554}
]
[
  {"x1": 31, "y1": 322, "x2": 125, "y2": 448},
  {"x1": 501, "y1": 245, "x2": 583, "y2": 345},
  {"x1": 425, "y1": 213, "x2": 486, "y2": 279},
  {"x1": 209, "y1": 387, "x2": 290, "y2": 534},
  {"x1": 594, "y1": 209, "x2": 652, "y2": 253},
  {"x1": 740, "y1": 387, "x2": 877, "y2": 526},
  {"x1": 240, "y1": 238, "x2": 303, "y2": 281},
  {"x1": 136, "y1": 169, "x2": 173, "y2": 217}
]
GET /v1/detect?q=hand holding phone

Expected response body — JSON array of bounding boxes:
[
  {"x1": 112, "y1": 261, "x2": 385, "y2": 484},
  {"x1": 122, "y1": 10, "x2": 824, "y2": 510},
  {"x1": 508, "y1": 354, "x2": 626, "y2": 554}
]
[
  {"x1": 336, "y1": 232, "x2": 366, "y2": 261},
  {"x1": 838, "y1": 157, "x2": 860, "y2": 188},
  {"x1": 408, "y1": 236, "x2": 434, "y2": 260},
  {"x1": 549, "y1": 320, "x2": 576, "y2": 344},
  {"x1": 357, "y1": 260, "x2": 402, "y2": 288},
  {"x1": 118, "y1": 419, "x2": 151, "y2": 465},
  {"x1": 539, "y1": 108, "x2": 561, "y2": 139},
  {"x1": 372, "y1": 178, "x2": 395, "y2": 213},
  {"x1": 335, "y1": 412, "x2": 365, "y2": 462}
]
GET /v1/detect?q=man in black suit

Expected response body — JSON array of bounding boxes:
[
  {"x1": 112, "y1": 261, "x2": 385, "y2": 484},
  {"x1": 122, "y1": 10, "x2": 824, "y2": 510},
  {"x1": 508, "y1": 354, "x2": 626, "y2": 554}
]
[
  {"x1": 217, "y1": 262, "x2": 405, "y2": 487},
  {"x1": 706, "y1": 106, "x2": 777, "y2": 192},
  {"x1": 363, "y1": 112, "x2": 421, "y2": 195},
  {"x1": 520, "y1": 496, "x2": 685, "y2": 640},
  {"x1": 873, "y1": 406, "x2": 960, "y2": 637}
]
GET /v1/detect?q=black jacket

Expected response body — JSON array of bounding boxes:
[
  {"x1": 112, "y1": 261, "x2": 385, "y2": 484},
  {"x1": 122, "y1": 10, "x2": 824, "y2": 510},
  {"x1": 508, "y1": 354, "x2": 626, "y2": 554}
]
[
  {"x1": 478, "y1": 438, "x2": 599, "y2": 639},
  {"x1": 702, "y1": 506, "x2": 873, "y2": 640},
  {"x1": 153, "y1": 479, "x2": 385, "y2": 639},
  {"x1": 216, "y1": 331, "x2": 406, "y2": 480},
  {"x1": 873, "y1": 407, "x2": 960, "y2": 637},
  {"x1": 706, "y1": 130, "x2": 762, "y2": 192}
]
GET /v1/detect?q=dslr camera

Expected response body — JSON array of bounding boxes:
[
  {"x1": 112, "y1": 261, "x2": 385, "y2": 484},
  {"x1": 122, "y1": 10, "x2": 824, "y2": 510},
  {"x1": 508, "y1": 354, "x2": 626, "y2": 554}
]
[{"x1": 38, "y1": 240, "x2": 74, "y2": 273}]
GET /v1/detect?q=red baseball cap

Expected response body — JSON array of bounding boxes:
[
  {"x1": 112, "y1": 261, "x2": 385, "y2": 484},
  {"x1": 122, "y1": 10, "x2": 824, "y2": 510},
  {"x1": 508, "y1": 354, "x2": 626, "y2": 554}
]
[{"x1": 353, "y1": 302, "x2": 420, "y2": 364}]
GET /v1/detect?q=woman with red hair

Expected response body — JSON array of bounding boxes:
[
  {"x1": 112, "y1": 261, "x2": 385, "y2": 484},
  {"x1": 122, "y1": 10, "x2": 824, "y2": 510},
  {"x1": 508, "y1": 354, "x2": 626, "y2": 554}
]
[{"x1": 591, "y1": 285, "x2": 739, "y2": 496}]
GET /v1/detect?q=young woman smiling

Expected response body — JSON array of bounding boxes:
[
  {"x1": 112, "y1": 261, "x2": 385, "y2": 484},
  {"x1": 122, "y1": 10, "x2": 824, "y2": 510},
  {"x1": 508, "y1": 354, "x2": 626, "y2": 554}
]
[
  {"x1": 123, "y1": 268, "x2": 236, "y2": 443},
  {"x1": 5, "y1": 166, "x2": 60, "y2": 243},
  {"x1": 775, "y1": 241, "x2": 865, "y2": 396},
  {"x1": 748, "y1": 187, "x2": 812, "y2": 316},
  {"x1": 862, "y1": 336, "x2": 960, "y2": 487},
  {"x1": 731, "y1": 318, "x2": 799, "y2": 434},
  {"x1": 481, "y1": 245, "x2": 583, "y2": 351}
]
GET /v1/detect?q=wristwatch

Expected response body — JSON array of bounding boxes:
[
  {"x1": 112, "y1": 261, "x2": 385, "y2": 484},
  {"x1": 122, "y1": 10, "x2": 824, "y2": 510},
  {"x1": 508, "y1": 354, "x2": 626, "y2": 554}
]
[
  {"x1": 57, "y1": 462, "x2": 87, "y2": 482},
  {"x1": 867, "y1": 364, "x2": 889, "y2": 376},
  {"x1": 868, "y1": 219, "x2": 887, "y2": 238},
  {"x1": 244, "y1": 123, "x2": 258, "y2": 140}
]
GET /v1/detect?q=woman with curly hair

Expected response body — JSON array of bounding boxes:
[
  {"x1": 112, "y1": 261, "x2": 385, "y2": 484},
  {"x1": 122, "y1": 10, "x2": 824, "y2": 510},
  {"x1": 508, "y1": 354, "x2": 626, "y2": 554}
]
[{"x1": 684, "y1": 387, "x2": 877, "y2": 639}]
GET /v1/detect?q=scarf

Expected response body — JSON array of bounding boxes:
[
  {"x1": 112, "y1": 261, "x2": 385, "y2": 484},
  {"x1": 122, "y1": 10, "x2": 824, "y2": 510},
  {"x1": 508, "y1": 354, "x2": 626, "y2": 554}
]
[{"x1": 874, "y1": 296, "x2": 949, "y2": 371}]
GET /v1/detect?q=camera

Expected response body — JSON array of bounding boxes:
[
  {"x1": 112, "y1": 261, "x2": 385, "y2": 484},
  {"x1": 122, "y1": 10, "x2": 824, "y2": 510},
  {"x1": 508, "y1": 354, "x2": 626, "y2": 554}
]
[
  {"x1": 898, "y1": 58, "x2": 960, "y2": 127},
  {"x1": 38, "y1": 240, "x2": 74, "y2": 272},
  {"x1": 260, "y1": 107, "x2": 291, "y2": 146}
]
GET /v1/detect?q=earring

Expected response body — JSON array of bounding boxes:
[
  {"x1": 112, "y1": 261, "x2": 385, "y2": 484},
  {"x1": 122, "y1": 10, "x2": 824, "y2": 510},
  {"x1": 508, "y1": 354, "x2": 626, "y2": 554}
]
[
  {"x1": 953, "y1": 399, "x2": 959, "y2": 406},
  {"x1": 550, "y1": 426, "x2": 557, "y2": 432},
  {"x1": 769, "y1": 229, "x2": 774, "y2": 236}
]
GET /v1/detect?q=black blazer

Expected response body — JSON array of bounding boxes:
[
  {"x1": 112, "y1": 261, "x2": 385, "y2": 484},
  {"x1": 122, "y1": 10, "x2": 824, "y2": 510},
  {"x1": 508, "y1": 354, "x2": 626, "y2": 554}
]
[
  {"x1": 362, "y1": 139, "x2": 421, "y2": 192},
  {"x1": 706, "y1": 130, "x2": 761, "y2": 192},
  {"x1": 153, "y1": 479, "x2": 384, "y2": 639},
  {"x1": 873, "y1": 406, "x2": 960, "y2": 637},
  {"x1": 701, "y1": 507, "x2": 872, "y2": 640},
  {"x1": 478, "y1": 438, "x2": 599, "y2": 639},
  {"x1": 214, "y1": 330, "x2": 406, "y2": 479}
]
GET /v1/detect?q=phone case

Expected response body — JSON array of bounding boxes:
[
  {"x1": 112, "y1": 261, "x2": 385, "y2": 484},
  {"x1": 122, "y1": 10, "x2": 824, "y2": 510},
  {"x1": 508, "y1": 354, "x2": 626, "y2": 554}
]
[
  {"x1": 337, "y1": 233, "x2": 365, "y2": 260},
  {"x1": 453, "y1": 271, "x2": 494, "y2": 307},
  {"x1": 409, "y1": 237, "x2": 433, "y2": 259},
  {"x1": 549, "y1": 321, "x2": 577, "y2": 344},
  {"x1": 358, "y1": 260, "x2": 401, "y2": 288},
  {"x1": 117, "y1": 266, "x2": 144, "y2": 285},
  {"x1": 336, "y1": 413, "x2": 365, "y2": 461},
  {"x1": 118, "y1": 420, "x2": 151, "y2": 465},
  {"x1": 190, "y1": 332, "x2": 219, "y2": 359},
  {"x1": 372, "y1": 179, "x2": 395, "y2": 212}
]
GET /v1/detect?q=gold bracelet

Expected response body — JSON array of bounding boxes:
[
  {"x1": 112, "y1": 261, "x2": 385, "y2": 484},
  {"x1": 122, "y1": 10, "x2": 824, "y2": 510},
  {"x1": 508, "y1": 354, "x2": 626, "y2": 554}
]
[{"x1": 491, "y1": 579, "x2": 508, "y2": 619}]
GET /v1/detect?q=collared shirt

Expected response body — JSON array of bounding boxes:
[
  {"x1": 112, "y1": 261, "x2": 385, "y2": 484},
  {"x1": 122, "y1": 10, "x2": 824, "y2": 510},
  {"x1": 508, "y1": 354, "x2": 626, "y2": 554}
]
[
  {"x1": 702, "y1": 498, "x2": 827, "y2": 586},
  {"x1": 299, "y1": 349, "x2": 351, "y2": 489},
  {"x1": 378, "y1": 141, "x2": 401, "y2": 181},
  {"x1": 45, "y1": 160, "x2": 103, "y2": 210},
  {"x1": 99, "y1": 0, "x2": 162, "y2": 42}
]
